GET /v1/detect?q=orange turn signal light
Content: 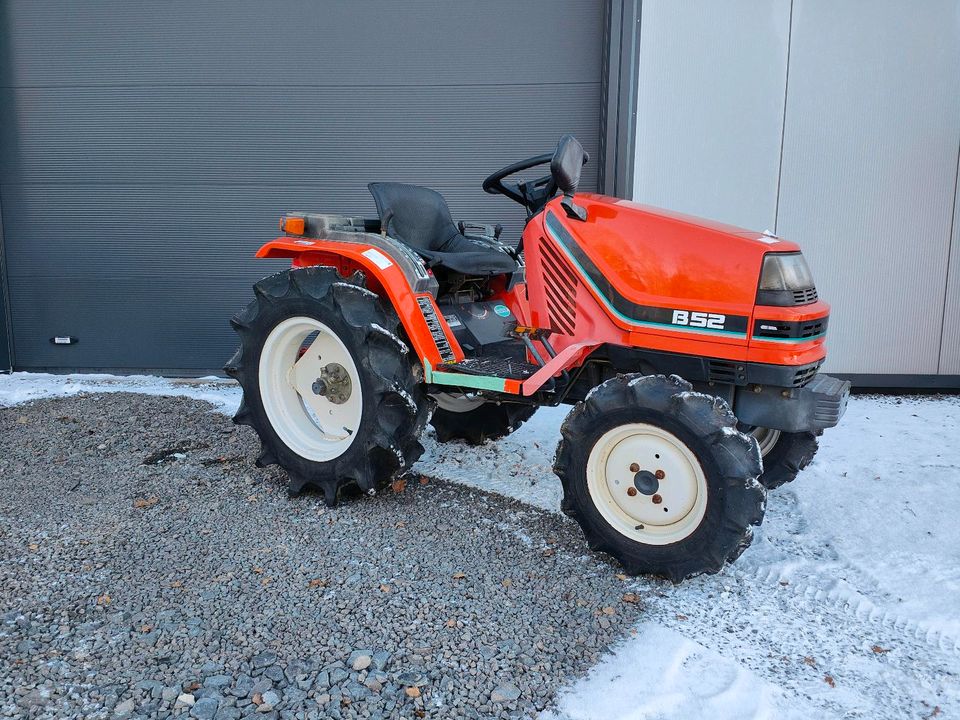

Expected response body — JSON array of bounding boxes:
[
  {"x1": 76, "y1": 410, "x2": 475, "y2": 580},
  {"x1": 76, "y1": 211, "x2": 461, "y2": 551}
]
[{"x1": 280, "y1": 216, "x2": 306, "y2": 235}]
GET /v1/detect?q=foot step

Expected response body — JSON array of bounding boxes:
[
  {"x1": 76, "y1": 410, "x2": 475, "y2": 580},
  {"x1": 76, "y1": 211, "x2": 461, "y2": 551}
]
[{"x1": 443, "y1": 357, "x2": 539, "y2": 380}]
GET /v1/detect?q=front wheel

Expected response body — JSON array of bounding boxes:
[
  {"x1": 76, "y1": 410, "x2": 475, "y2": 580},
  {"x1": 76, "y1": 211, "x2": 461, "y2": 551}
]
[
  {"x1": 747, "y1": 427, "x2": 819, "y2": 490},
  {"x1": 554, "y1": 375, "x2": 766, "y2": 582},
  {"x1": 429, "y1": 393, "x2": 537, "y2": 445}
]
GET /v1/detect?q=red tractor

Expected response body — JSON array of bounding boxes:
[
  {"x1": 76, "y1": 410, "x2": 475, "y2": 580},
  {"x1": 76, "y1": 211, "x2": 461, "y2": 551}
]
[{"x1": 226, "y1": 135, "x2": 849, "y2": 581}]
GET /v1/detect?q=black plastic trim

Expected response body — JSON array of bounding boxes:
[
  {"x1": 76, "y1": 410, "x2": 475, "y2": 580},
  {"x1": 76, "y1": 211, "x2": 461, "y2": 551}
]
[
  {"x1": 568, "y1": 344, "x2": 822, "y2": 391},
  {"x1": 745, "y1": 360, "x2": 822, "y2": 387},
  {"x1": 756, "y1": 287, "x2": 818, "y2": 307},
  {"x1": 734, "y1": 374, "x2": 850, "y2": 432},
  {"x1": 752, "y1": 316, "x2": 828, "y2": 340}
]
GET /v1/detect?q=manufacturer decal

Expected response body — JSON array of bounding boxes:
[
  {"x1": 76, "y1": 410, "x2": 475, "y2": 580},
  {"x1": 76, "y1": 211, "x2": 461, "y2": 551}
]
[
  {"x1": 417, "y1": 296, "x2": 456, "y2": 362},
  {"x1": 493, "y1": 304, "x2": 511, "y2": 318},
  {"x1": 671, "y1": 310, "x2": 727, "y2": 331}
]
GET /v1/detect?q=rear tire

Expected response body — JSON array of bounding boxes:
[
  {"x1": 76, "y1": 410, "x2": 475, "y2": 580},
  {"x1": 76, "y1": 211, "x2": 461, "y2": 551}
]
[
  {"x1": 429, "y1": 394, "x2": 537, "y2": 445},
  {"x1": 225, "y1": 266, "x2": 431, "y2": 505},
  {"x1": 554, "y1": 374, "x2": 766, "y2": 582},
  {"x1": 749, "y1": 427, "x2": 819, "y2": 490}
]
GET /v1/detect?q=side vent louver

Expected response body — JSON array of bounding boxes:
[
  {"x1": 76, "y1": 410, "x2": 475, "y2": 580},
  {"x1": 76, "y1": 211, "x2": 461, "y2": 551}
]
[
  {"x1": 707, "y1": 359, "x2": 743, "y2": 384},
  {"x1": 792, "y1": 287, "x2": 819, "y2": 305},
  {"x1": 792, "y1": 361, "x2": 822, "y2": 387},
  {"x1": 538, "y1": 237, "x2": 578, "y2": 335}
]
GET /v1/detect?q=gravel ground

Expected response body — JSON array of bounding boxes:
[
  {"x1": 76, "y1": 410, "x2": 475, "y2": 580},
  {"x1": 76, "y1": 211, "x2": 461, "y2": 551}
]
[{"x1": 0, "y1": 393, "x2": 648, "y2": 720}]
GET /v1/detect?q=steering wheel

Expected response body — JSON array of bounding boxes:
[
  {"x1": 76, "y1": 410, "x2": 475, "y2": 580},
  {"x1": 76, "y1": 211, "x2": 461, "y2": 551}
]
[{"x1": 482, "y1": 152, "x2": 556, "y2": 210}]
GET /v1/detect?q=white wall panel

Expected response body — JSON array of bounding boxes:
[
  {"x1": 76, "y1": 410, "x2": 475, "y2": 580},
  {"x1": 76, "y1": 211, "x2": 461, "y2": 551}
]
[
  {"x1": 776, "y1": 0, "x2": 960, "y2": 374},
  {"x1": 633, "y1": 0, "x2": 790, "y2": 231}
]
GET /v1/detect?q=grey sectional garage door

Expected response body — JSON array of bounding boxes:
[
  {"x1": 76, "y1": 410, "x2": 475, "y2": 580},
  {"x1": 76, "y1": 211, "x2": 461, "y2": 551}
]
[{"x1": 0, "y1": 0, "x2": 603, "y2": 372}]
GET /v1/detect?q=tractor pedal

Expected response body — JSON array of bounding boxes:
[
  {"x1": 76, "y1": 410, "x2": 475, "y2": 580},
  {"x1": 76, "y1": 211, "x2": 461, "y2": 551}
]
[{"x1": 443, "y1": 357, "x2": 539, "y2": 381}]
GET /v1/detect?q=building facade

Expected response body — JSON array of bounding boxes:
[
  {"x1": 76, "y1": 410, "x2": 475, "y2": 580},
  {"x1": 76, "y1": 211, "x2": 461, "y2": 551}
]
[
  {"x1": 633, "y1": 0, "x2": 960, "y2": 386},
  {"x1": 1, "y1": 0, "x2": 957, "y2": 387}
]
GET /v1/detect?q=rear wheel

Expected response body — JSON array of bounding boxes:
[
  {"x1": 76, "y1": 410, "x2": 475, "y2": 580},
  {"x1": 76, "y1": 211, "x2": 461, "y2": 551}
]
[
  {"x1": 748, "y1": 427, "x2": 819, "y2": 490},
  {"x1": 225, "y1": 266, "x2": 430, "y2": 505},
  {"x1": 429, "y1": 393, "x2": 537, "y2": 445},
  {"x1": 555, "y1": 375, "x2": 765, "y2": 582}
]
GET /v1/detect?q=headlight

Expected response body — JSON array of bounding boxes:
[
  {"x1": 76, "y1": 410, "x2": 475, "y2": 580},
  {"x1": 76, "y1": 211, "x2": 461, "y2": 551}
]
[{"x1": 756, "y1": 252, "x2": 817, "y2": 306}]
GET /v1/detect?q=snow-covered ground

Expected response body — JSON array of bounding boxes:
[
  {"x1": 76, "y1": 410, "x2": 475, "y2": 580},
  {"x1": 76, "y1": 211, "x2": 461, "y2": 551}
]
[{"x1": 1, "y1": 372, "x2": 958, "y2": 718}]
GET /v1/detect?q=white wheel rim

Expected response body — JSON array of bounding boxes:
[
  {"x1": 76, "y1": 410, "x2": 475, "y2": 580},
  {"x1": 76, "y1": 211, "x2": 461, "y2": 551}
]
[
  {"x1": 431, "y1": 392, "x2": 486, "y2": 413},
  {"x1": 258, "y1": 316, "x2": 362, "y2": 462},
  {"x1": 586, "y1": 423, "x2": 708, "y2": 546},
  {"x1": 749, "y1": 426, "x2": 781, "y2": 458}
]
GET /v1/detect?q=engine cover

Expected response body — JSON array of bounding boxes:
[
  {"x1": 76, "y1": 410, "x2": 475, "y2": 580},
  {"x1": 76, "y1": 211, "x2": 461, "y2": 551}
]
[{"x1": 439, "y1": 300, "x2": 516, "y2": 352}]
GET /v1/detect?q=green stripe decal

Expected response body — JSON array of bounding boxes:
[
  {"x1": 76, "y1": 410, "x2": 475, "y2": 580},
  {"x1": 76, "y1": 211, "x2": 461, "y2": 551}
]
[{"x1": 423, "y1": 360, "x2": 509, "y2": 392}]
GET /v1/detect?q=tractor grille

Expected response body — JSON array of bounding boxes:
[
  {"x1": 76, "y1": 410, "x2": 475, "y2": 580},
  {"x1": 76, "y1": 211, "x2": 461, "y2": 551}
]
[
  {"x1": 799, "y1": 319, "x2": 826, "y2": 338},
  {"x1": 538, "y1": 237, "x2": 578, "y2": 335},
  {"x1": 791, "y1": 361, "x2": 822, "y2": 387},
  {"x1": 753, "y1": 317, "x2": 828, "y2": 340},
  {"x1": 707, "y1": 359, "x2": 744, "y2": 384},
  {"x1": 792, "y1": 287, "x2": 819, "y2": 305}
]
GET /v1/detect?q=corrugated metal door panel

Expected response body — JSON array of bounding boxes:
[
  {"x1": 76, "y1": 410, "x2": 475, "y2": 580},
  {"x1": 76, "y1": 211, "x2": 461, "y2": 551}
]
[
  {"x1": 0, "y1": 1, "x2": 601, "y2": 87},
  {"x1": 632, "y1": 0, "x2": 790, "y2": 231},
  {"x1": 941, "y1": 163, "x2": 960, "y2": 375},
  {"x1": 0, "y1": 85, "x2": 600, "y2": 189},
  {"x1": 776, "y1": 0, "x2": 960, "y2": 374},
  {"x1": 0, "y1": 0, "x2": 604, "y2": 371}
]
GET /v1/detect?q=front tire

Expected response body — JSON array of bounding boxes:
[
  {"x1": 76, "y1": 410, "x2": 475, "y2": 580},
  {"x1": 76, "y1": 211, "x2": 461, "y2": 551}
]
[
  {"x1": 748, "y1": 427, "x2": 819, "y2": 490},
  {"x1": 554, "y1": 375, "x2": 766, "y2": 582},
  {"x1": 429, "y1": 393, "x2": 537, "y2": 445},
  {"x1": 225, "y1": 267, "x2": 431, "y2": 505}
]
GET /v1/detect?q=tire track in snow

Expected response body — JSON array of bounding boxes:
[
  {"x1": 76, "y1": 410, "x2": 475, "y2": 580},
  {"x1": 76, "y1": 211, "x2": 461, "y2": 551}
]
[{"x1": 746, "y1": 488, "x2": 960, "y2": 655}]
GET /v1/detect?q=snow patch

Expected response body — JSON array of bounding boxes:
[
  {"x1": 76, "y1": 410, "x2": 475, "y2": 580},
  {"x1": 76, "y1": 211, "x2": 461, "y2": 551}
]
[
  {"x1": 544, "y1": 623, "x2": 811, "y2": 720},
  {"x1": 0, "y1": 372, "x2": 241, "y2": 416}
]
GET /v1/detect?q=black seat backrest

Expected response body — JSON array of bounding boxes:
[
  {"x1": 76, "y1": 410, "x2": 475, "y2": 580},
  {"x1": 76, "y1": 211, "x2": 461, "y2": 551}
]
[{"x1": 368, "y1": 182, "x2": 458, "y2": 253}]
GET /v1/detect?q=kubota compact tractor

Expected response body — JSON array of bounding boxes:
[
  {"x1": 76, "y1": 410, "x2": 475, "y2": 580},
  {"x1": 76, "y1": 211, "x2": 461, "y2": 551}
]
[{"x1": 226, "y1": 135, "x2": 849, "y2": 581}]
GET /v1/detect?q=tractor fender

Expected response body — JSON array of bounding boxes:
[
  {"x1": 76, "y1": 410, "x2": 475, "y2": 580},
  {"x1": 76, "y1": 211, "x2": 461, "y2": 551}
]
[{"x1": 256, "y1": 237, "x2": 463, "y2": 368}]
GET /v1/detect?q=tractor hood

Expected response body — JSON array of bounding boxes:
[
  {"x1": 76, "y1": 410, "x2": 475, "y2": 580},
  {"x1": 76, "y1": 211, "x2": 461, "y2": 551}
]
[{"x1": 543, "y1": 194, "x2": 801, "y2": 311}]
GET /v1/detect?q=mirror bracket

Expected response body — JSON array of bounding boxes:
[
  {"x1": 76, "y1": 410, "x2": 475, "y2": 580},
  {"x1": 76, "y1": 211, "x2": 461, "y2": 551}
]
[{"x1": 561, "y1": 193, "x2": 587, "y2": 221}]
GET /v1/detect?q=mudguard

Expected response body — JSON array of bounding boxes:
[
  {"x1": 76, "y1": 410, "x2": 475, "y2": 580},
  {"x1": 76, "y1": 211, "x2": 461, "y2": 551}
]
[{"x1": 257, "y1": 234, "x2": 464, "y2": 369}]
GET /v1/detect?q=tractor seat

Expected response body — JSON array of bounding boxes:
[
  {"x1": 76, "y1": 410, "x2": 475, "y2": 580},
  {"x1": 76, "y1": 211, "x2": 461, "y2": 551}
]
[{"x1": 368, "y1": 182, "x2": 519, "y2": 276}]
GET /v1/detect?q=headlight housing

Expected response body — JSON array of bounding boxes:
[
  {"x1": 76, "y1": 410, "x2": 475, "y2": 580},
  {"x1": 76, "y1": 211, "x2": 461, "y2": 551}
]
[{"x1": 756, "y1": 252, "x2": 817, "y2": 306}]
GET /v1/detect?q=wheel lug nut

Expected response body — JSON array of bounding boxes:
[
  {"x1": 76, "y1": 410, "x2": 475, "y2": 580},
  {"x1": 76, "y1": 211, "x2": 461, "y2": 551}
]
[
  {"x1": 655, "y1": 469, "x2": 665, "y2": 480},
  {"x1": 652, "y1": 493, "x2": 663, "y2": 504},
  {"x1": 626, "y1": 487, "x2": 637, "y2": 497},
  {"x1": 629, "y1": 463, "x2": 639, "y2": 473}
]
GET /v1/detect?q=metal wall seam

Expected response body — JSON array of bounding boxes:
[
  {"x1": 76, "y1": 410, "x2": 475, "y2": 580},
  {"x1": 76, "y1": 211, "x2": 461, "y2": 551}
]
[
  {"x1": 600, "y1": 0, "x2": 642, "y2": 199},
  {"x1": 0, "y1": 197, "x2": 13, "y2": 372},
  {"x1": 939, "y1": 142, "x2": 960, "y2": 374}
]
